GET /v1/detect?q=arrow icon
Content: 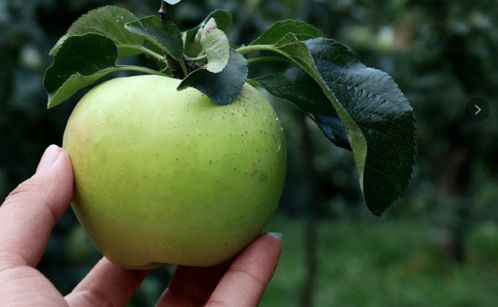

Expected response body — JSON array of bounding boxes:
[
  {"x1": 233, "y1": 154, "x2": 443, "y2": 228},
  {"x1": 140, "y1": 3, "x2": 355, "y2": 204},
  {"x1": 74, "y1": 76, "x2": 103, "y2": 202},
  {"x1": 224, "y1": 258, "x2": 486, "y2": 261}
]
[
  {"x1": 466, "y1": 98, "x2": 489, "y2": 121},
  {"x1": 475, "y1": 105, "x2": 482, "y2": 115}
]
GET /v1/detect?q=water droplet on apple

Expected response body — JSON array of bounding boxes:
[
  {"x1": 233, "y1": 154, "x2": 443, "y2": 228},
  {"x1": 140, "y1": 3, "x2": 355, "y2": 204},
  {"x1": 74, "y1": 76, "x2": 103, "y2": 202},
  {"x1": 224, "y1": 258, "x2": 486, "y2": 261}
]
[{"x1": 274, "y1": 143, "x2": 282, "y2": 152}]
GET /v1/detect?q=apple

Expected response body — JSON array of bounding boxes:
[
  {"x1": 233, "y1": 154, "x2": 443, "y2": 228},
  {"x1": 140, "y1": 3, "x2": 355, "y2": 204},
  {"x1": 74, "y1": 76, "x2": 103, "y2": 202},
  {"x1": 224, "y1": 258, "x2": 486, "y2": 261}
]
[{"x1": 63, "y1": 75, "x2": 287, "y2": 269}]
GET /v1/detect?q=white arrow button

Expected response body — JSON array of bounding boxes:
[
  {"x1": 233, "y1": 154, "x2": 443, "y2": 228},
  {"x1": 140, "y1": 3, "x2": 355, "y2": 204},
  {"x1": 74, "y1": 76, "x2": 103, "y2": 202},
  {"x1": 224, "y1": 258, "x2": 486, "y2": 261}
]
[{"x1": 475, "y1": 105, "x2": 482, "y2": 115}]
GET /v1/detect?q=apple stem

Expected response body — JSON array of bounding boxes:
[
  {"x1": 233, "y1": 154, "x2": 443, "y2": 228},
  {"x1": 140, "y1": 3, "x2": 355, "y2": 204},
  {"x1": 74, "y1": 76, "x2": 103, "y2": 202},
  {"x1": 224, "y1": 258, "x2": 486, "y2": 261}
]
[
  {"x1": 157, "y1": 1, "x2": 188, "y2": 78},
  {"x1": 159, "y1": 1, "x2": 169, "y2": 19}
]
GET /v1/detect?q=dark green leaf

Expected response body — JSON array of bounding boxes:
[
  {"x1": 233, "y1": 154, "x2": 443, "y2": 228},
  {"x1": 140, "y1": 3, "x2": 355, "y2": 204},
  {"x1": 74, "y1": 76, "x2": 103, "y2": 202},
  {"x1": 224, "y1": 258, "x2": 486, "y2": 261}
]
[
  {"x1": 201, "y1": 10, "x2": 233, "y2": 32},
  {"x1": 253, "y1": 68, "x2": 351, "y2": 150},
  {"x1": 183, "y1": 10, "x2": 232, "y2": 57},
  {"x1": 253, "y1": 68, "x2": 336, "y2": 116},
  {"x1": 260, "y1": 35, "x2": 415, "y2": 215},
  {"x1": 49, "y1": 6, "x2": 142, "y2": 57},
  {"x1": 125, "y1": 15, "x2": 183, "y2": 61},
  {"x1": 250, "y1": 19, "x2": 323, "y2": 45},
  {"x1": 178, "y1": 50, "x2": 248, "y2": 105},
  {"x1": 309, "y1": 39, "x2": 415, "y2": 214},
  {"x1": 46, "y1": 69, "x2": 118, "y2": 110},
  {"x1": 44, "y1": 34, "x2": 119, "y2": 108},
  {"x1": 314, "y1": 115, "x2": 351, "y2": 150}
]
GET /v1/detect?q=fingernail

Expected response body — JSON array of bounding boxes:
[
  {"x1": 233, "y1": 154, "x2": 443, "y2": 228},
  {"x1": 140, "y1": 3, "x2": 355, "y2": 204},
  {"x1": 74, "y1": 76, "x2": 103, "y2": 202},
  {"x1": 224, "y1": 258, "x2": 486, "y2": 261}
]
[
  {"x1": 36, "y1": 145, "x2": 62, "y2": 174},
  {"x1": 268, "y1": 232, "x2": 283, "y2": 241}
]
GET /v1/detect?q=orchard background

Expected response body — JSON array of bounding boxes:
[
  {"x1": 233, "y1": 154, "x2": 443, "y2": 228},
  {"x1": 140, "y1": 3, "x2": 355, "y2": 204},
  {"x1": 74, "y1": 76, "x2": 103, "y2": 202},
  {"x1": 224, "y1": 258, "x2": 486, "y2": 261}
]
[{"x1": 1, "y1": 0, "x2": 498, "y2": 306}]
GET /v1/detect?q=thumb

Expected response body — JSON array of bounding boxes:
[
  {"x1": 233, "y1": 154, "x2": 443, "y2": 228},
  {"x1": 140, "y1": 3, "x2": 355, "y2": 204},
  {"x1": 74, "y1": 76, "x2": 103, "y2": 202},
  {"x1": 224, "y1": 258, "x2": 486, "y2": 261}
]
[{"x1": 0, "y1": 145, "x2": 74, "y2": 267}]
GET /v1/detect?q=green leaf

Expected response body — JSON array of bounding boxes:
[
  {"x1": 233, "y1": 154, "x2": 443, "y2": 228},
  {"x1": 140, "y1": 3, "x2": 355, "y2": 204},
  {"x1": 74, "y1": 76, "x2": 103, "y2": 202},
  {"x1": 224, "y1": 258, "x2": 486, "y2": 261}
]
[
  {"x1": 250, "y1": 19, "x2": 323, "y2": 46},
  {"x1": 253, "y1": 68, "x2": 351, "y2": 150},
  {"x1": 200, "y1": 10, "x2": 233, "y2": 32},
  {"x1": 183, "y1": 10, "x2": 232, "y2": 57},
  {"x1": 44, "y1": 34, "x2": 119, "y2": 108},
  {"x1": 197, "y1": 18, "x2": 230, "y2": 73},
  {"x1": 314, "y1": 115, "x2": 351, "y2": 150},
  {"x1": 49, "y1": 6, "x2": 142, "y2": 57},
  {"x1": 306, "y1": 39, "x2": 415, "y2": 214},
  {"x1": 253, "y1": 35, "x2": 415, "y2": 215},
  {"x1": 125, "y1": 15, "x2": 183, "y2": 61},
  {"x1": 178, "y1": 50, "x2": 248, "y2": 105},
  {"x1": 253, "y1": 68, "x2": 336, "y2": 116}
]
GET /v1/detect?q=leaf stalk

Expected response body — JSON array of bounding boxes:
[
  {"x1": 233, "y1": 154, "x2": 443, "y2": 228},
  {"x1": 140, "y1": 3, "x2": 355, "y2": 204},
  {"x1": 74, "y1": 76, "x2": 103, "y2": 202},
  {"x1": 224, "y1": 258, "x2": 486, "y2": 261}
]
[
  {"x1": 237, "y1": 44, "x2": 276, "y2": 55},
  {"x1": 115, "y1": 65, "x2": 165, "y2": 76}
]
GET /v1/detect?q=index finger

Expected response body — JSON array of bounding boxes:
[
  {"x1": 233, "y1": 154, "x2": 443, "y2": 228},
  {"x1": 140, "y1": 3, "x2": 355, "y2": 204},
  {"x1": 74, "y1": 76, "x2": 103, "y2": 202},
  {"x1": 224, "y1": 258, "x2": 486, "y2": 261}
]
[
  {"x1": 0, "y1": 145, "x2": 74, "y2": 269},
  {"x1": 206, "y1": 233, "x2": 282, "y2": 307}
]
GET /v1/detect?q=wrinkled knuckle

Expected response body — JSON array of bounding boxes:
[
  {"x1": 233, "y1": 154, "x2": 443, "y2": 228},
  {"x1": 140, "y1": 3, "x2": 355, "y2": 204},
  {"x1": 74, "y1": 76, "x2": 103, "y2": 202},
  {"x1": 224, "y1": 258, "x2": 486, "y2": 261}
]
[
  {"x1": 205, "y1": 300, "x2": 232, "y2": 307},
  {"x1": 3, "y1": 179, "x2": 39, "y2": 206},
  {"x1": 72, "y1": 288, "x2": 112, "y2": 307},
  {"x1": 0, "y1": 252, "x2": 27, "y2": 271},
  {"x1": 1, "y1": 178, "x2": 58, "y2": 225},
  {"x1": 229, "y1": 268, "x2": 266, "y2": 285}
]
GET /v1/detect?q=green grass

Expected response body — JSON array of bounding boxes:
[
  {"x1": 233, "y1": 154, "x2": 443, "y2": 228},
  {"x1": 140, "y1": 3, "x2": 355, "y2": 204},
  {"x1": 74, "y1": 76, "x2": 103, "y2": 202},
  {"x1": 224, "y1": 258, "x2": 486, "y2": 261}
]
[{"x1": 261, "y1": 217, "x2": 498, "y2": 307}]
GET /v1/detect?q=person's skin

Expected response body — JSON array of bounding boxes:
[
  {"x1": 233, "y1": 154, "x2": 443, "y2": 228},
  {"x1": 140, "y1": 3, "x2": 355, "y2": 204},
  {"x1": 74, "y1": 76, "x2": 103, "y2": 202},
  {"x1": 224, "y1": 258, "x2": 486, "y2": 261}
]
[{"x1": 0, "y1": 145, "x2": 282, "y2": 307}]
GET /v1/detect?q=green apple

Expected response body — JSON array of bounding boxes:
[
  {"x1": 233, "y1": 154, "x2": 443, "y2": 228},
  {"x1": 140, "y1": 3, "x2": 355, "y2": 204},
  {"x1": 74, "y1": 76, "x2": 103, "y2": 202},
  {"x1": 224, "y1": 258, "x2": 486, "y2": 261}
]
[{"x1": 63, "y1": 75, "x2": 286, "y2": 269}]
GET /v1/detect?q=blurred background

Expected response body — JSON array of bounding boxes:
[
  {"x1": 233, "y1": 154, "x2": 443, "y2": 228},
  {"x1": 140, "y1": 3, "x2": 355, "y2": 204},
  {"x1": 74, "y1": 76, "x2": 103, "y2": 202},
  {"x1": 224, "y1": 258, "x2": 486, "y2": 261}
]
[{"x1": 1, "y1": 0, "x2": 498, "y2": 306}]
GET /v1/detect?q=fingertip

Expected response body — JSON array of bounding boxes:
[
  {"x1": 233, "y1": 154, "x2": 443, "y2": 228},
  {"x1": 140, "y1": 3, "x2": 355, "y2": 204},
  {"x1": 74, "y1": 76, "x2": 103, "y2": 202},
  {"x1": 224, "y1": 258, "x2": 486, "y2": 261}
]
[
  {"x1": 41, "y1": 146, "x2": 74, "y2": 205},
  {"x1": 266, "y1": 232, "x2": 283, "y2": 242},
  {"x1": 265, "y1": 232, "x2": 283, "y2": 260},
  {"x1": 230, "y1": 233, "x2": 283, "y2": 277},
  {"x1": 35, "y1": 145, "x2": 62, "y2": 174},
  {"x1": 255, "y1": 232, "x2": 283, "y2": 255},
  {"x1": 205, "y1": 233, "x2": 283, "y2": 306},
  {"x1": 54, "y1": 147, "x2": 73, "y2": 179},
  {"x1": 46, "y1": 146, "x2": 72, "y2": 175}
]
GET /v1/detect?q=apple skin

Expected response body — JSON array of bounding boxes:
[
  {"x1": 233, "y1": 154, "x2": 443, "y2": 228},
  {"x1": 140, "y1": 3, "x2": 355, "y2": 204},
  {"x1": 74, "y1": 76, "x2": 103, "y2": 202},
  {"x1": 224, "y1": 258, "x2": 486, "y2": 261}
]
[{"x1": 63, "y1": 75, "x2": 286, "y2": 269}]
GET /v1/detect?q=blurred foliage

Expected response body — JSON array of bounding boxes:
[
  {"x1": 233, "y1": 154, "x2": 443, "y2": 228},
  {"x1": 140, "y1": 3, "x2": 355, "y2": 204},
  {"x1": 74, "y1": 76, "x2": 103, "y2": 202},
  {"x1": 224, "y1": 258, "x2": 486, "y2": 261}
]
[
  {"x1": 1, "y1": 0, "x2": 497, "y2": 306},
  {"x1": 264, "y1": 216, "x2": 498, "y2": 307}
]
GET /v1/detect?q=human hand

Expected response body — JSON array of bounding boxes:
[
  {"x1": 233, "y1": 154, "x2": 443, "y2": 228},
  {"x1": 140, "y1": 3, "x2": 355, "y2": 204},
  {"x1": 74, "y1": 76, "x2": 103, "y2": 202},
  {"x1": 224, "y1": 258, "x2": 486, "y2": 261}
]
[{"x1": 0, "y1": 145, "x2": 282, "y2": 307}]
